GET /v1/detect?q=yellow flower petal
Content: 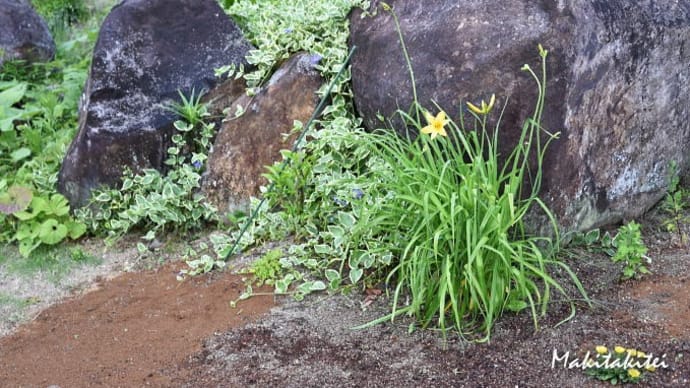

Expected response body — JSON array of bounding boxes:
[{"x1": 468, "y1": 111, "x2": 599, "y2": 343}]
[
  {"x1": 595, "y1": 345, "x2": 608, "y2": 355},
  {"x1": 627, "y1": 349, "x2": 638, "y2": 357},
  {"x1": 628, "y1": 368, "x2": 641, "y2": 378},
  {"x1": 645, "y1": 364, "x2": 656, "y2": 372},
  {"x1": 637, "y1": 351, "x2": 647, "y2": 358},
  {"x1": 466, "y1": 101, "x2": 483, "y2": 115},
  {"x1": 614, "y1": 346, "x2": 626, "y2": 354},
  {"x1": 487, "y1": 94, "x2": 496, "y2": 112},
  {"x1": 421, "y1": 111, "x2": 448, "y2": 139}
]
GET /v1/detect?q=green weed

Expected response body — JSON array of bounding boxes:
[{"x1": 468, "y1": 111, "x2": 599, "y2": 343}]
[
  {"x1": 661, "y1": 161, "x2": 689, "y2": 243},
  {"x1": 249, "y1": 248, "x2": 285, "y2": 285},
  {"x1": 223, "y1": 1, "x2": 587, "y2": 341},
  {"x1": 612, "y1": 221, "x2": 650, "y2": 281},
  {"x1": 33, "y1": 0, "x2": 88, "y2": 39}
]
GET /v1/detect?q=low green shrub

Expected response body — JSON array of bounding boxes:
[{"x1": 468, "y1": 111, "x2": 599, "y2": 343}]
[
  {"x1": 661, "y1": 161, "x2": 689, "y2": 243},
  {"x1": 612, "y1": 221, "x2": 650, "y2": 281},
  {"x1": 76, "y1": 91, "x2": 218, "y2": 241}
]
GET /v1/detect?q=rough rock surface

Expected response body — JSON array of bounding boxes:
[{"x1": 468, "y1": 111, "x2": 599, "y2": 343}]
[
  {"x1": 58, "y1": 0, "x2": 253, "y2": 208},
  {"x1": 350, "y1": 0, "x2": 690, "y2": 231},
  {"x1": 0, "y1": 0, "x2": 55, "y2": 67},
  {"x1": 202, "y1": 53, "x2": 324, "y2": 213}
]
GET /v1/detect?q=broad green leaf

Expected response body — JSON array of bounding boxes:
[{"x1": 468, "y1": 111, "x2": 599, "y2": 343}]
[
  {"x1": 10, "y1": 147, "x2": 31, "y2": 162},
  {"x1": 14, "y1": 221, "x2": 40, "y2": 240},
  {"x1": 0, "y1": 82, "x2": 27, "y2": 107},
  {"x1": 313, "y1": 244, "x2": 331, "y2": 255},
  {"x1": 19, "y1": 239, "x2": 40, "y2": 257},
  {"x1": 0, "y1": 185, "x2": 32, "y2": 214},
  {"x1": 310, "y1": 280, "x2": 326, "y2": 291},
  {"x1": 66, "y1": 220, "x2": 87, "y2": 239},
  {"x1": 337, "y1": 211, "x2": 355, "y2": 228},
  {"x1": 349, "y1": 267, "x2": 363, "y2": 284},
  {"x1": 38, "y1": 218, "x2": 68, "y2": 245},
  {"x1": 121, "y1": 178, "x2": 133, "y2": 191},
  {"x1": 584, "y1": 228, "x2": 600, "y2": 245},
  {"x1": 137, "y1": 242, "x2": 147, "y2": 253},
  {"x1": 93, "y1": 192, "x2": 112, "y2": 202},
  {"x1": 275, "y1": 279, "x2": 290, "y2": 294},
  {"x1": 46, "y1": 194, "x2": 70, "y2": 216},
  {"x1": 13, "y1": 196, "x2": 48, "y2": 220},
  {"x1": 324, "y1": 269, "x2": 340, "y2": 281}
]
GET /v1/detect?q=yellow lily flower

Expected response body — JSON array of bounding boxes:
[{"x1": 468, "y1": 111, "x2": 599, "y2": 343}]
[
  {"x1": 466, "y1": 94, "x2": 496, "y2": 116},
  {"x1": 614, "y1": 346, "x2": 626, "y2": 354},
  {"x1": 595, "y1": 345, "x2": 608, "y2": 355},
  {"x1": 421, "y1": 110, "x2": 449, "y2": 139}
]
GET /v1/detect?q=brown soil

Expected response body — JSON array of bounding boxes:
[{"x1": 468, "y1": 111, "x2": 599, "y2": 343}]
[
  {"x1": 0, "y1": 261, "x2": 274, "y2": 387},
  {"x1": 1, "y1": 209, "x2": 690, "y2": 387}
]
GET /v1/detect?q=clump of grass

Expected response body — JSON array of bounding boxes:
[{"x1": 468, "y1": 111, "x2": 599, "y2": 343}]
[{"x1": 353, "y1": 12, "x2": 587, "y2": 339}]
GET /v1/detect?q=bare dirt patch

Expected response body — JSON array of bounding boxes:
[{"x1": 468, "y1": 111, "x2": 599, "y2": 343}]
[{"x1": 0, "y1": 260, "x2": 274, "y2": 387}]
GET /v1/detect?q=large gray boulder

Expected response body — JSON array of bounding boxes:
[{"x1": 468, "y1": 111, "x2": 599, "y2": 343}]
[
  {"x1": 350, "y1": 0, "x2": 690, "y2": 232},
  {"x1": 0, "y1": 0, "x2": 55, "y2": 66},
  {"x1": 58, "y1": 0, "x2": 253, "y2": 208}
]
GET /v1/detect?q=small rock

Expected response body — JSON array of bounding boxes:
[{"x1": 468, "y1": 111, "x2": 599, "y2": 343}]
[{"x1": 202, "y1": 53, "x2": 324, "y2": 213}]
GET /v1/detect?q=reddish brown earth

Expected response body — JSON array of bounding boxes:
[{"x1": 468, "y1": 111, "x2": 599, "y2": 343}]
[{"x1": 0, "y1": 261, "x2": 274, "y2": 387}]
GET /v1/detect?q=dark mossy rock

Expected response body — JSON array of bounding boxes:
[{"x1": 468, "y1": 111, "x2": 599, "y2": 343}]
[
  {"x1": 350, "y1": 0, "x2": 690, "y2": 232},
  {"x1": 0, "y1": 0, "x2": 55, "y2": 66},
  {"x1": 58, "y1": 0, "x2": 253, "y2": 208}
]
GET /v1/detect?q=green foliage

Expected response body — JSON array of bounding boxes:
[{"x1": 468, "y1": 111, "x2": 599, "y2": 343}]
[
  {"x1": 177, "y1": 242, "x2": 226, "y2": 280},
  {"x1": 661, "y1": 161, "x2": 689, "y2": 243},
  {"x1": 346, "y1": 39, "x2": 588, "y2": 340},
  {"x1": 76, "y1": 95, "x2": 218, "y2": 241},
  {"x1": 6, "y1": 192, "x2": 86, "y2": 257},
  {"x1": 568, "y1": 228, "x2": 616, "y2": 257},
  {"x1": 0, "y1": 10, "x2": 102, "y2": 257},
  {"x1": 249, "y1": 248, "x2": 285, "y2": 285},
  {"x1": 612, "y1": 221, "x2": 650, "y2": 281},
  {"x1": 33, "y1": 0, "x2": 88, "y2": 37},
  {"x1": 182, "y1": 0, "x2": 370, "y2": 300},
  {"x1": 222, "y1": 0, "x2": 367, "y2": 88}
]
